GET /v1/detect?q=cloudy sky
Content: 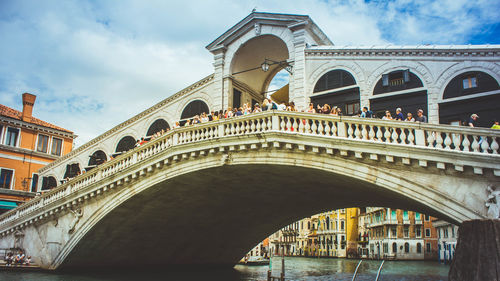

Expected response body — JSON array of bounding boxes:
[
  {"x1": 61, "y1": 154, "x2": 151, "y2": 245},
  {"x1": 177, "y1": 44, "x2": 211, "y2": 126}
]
[{"x1": 1, "y1": 0, "x2": 499, "y2": 147}]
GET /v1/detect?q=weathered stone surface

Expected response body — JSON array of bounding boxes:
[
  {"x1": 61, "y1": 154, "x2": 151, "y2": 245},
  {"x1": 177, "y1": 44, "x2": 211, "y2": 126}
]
[{"x1": 449, "y1": 219, "x2": 500, "y2": 281}]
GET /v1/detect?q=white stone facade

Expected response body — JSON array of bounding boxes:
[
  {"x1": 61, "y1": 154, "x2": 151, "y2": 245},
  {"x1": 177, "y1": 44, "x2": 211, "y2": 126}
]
[{"x1": 37, "y1": 12, "x2": 500, "y2": 186}]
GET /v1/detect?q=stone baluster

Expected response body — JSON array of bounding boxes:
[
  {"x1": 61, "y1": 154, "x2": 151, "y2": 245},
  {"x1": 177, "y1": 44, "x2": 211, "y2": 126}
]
[
  {"x1": 368, "y1": 125, "x2": 376, "y2": 141},
  {"x1": 434, "y1": 131, "x2": 444, "y2": 149},
  {"x1": 298, "y1": 118, "x2": 305, "y2": 133},
  {"x1": 443, "y1": 132, "x2": 452, "y2": 149},
  {"x1": 292, "y1": 118, "x2": 299, "y2": 133},
  {"x1": 480, "y1": 136, "x2": 490, "y2": 153},
  {"x1": 305, "y1": 119, "x2": 311, "y2": 134},
  {"x1": 451, "y1": 133, "x2": 460, "y2": 151},
  {"x1": 235, "y1": 122, "x2": 240, "y2": 135},
  {"x1": 250, "y1": 120, "x2": 256, "y2": 132},
  {"x1": 354, "y1": 124, "x2": 361, "y2": 140},
  {"x1": 324, "y1": 121, "x2": 331, "y2": 136},
  {"x1": 391, "y1": 128, "x2": 399, "y2": 144},
  {"x1": 317, "y1": 120, "x2": 324, "y2": 135},
  {"x1": 399, "y1": 128, "x2": 406, "y2": 144},
  {"x1": 280, "y1": 117, "x2": 286, "y2": 131},
  {"x1": 331, "y1": 121, "x2": 337, "y2": 137},
  {"x1": 347, "y1": 123, "x2": 354, "y2": 138},
  {"x1": 426, "y1": 131, "x2": 435, "y2": 148},
  {"x1": 471, "y1": 136, "x2": 480, "y2": 152},
  {"x1": 286, "y1": 118, "x2": 293, "y2": 132},
  {"x1": 230, "y1": 123, "x2": 236, "y2": 135},
  {"x1": 362, "y1": 125, "x2": 368, "y2": 140},
  {"x1": 244, "y1": 120, "x2": 250, "y2": 134},
  {"x1": 311, "y1": 120, "x2": 318, "y2": 135},
  {"x1": 266, "y1": 117, "x2": 272, "y2": 131}
]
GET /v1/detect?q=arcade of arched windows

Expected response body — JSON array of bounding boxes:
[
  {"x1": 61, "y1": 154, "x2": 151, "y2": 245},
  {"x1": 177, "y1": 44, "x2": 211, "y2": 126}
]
[{"x1": 310, "y1": 67, "x2": 499, "y2": 127}]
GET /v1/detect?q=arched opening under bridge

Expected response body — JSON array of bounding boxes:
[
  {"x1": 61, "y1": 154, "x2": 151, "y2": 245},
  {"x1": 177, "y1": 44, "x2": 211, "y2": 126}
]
[{"x1": 59, "y1": 160, "x2": 465, "y2": 270}]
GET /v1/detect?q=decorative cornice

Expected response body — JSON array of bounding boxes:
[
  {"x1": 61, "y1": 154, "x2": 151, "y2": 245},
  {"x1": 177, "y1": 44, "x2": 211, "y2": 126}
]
[
  {"x1": 38, "y1": 74, "x2": 215, "y2": 173},
  {"x1": 0, "y1": 145, "x2": 59, "y2": 161},
  {"x1": 0, "y1": 117, "x2": 76, "y2": 139},
  {"x1": 305, "y1": 45, "x2": 500, "y2": 58}
]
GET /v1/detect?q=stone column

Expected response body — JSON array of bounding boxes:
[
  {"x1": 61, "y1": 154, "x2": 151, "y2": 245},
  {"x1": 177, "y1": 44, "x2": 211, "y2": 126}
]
[
  {"x1": 448, "y1": 219, "x2": 500, "y2": 281},
  {"x1": 211, "y1": 47, "x2": 226, "y2": 112}
]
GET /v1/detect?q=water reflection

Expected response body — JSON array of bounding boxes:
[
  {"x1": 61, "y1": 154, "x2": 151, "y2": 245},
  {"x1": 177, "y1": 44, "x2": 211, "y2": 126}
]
[{"x1": 0, "y1": 257, "x2": 449, "y2": 281}]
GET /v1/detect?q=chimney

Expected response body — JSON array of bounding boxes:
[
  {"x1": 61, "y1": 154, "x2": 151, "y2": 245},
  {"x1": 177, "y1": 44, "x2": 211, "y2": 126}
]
[{"x1": 21, "y1": 93, "x2": 36, "y2": 122}]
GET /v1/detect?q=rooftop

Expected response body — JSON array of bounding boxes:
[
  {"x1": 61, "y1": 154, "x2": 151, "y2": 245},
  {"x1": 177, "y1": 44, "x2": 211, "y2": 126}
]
[{"x1": 0, "y1": 104, "x2": 73, "y2": 134}]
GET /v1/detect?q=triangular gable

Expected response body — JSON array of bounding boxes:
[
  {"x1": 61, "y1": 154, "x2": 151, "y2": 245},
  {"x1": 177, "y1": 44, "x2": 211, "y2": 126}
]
[{"x1": 206, "y1": 12, "x2": 333, "y2": 53}]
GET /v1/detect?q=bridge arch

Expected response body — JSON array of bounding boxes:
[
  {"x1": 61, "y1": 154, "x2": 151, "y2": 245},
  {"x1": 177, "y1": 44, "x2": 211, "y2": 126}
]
[
  {"x1": 51, "y1": 145, "x2": 485, "y2": 269},
  {"x1": 228, "y1": 34, "x2": 291, "y2": 102}
]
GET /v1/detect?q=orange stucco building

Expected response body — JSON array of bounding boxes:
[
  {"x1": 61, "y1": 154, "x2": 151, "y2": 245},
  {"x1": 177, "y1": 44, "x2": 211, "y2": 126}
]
[{"x1": 0, "y1": 93, "x2": 75, "y2": 214}]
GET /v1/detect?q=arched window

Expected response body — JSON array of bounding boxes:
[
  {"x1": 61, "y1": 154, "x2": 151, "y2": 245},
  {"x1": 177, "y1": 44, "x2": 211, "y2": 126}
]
[
  {"x1": 392, "y1": 242, "x2": 397, "y2": 253},
  {"x1": 404, "y1": 242, "x2": 410, "y2": 253},
  {"x1": 181, "y1": 100, "x2": 209, "y2": 120},
  {"x1": 88, "y1": 150, "x2": 107, "y2": 166},
  {"x1": 373, "y1": 70, "x2": 423, "y2": 95},
  {"x1": 370, "y1": 70, "x2": 427, "y2": 119},
  {"x1": 63, "y1": 163, "x2": 81, "y2": 179},
  {"x1": 440, "y1": 71, "x2": 500, "y2": 127},
  {"x1": 313, "y1": 70, "x2": 356, "y2": 93},
  {"x1": 311, "y1": 70, "x2": 359, "y2": 116},
  {"x1": 417, "y1": 243, "x2": 422, "y2": 253},
  {"x1": 146, "y1": 119, "x2": 170, "y2": 137},
  {"x1": 443, "y1": 71, "x2": 499, "y2": 99},
  {"x1": 115, "y1": 136, "x2": 137, "y2": 153},
  {"x1": 41, "y1": 176, "x2": 57, "y2": 191}
]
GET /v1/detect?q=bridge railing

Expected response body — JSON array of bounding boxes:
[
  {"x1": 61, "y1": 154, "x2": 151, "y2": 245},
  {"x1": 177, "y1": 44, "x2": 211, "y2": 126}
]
[{"x1": 0, "y1": 111, "x2": 499, "y2": 229}]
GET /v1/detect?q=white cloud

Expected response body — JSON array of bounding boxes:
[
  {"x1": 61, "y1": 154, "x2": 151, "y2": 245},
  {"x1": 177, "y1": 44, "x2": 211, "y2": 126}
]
[{"x1": 0, "y1": 0, "x2": 498, "y2": 147}]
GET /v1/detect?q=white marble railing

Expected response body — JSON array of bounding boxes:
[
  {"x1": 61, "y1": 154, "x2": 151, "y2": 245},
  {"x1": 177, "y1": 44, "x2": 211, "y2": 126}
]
[{"x1": 0, "y1": 111, "x2": 499, "y2": 228}]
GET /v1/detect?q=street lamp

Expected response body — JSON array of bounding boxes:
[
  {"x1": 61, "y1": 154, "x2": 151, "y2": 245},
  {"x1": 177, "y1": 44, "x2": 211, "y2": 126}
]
[
  {"x1": 261, "y1": 58, "x2": 293, "y2": 75},
  {"x1": 232, "y1": 58, "x2": 293, "y2": 76}
]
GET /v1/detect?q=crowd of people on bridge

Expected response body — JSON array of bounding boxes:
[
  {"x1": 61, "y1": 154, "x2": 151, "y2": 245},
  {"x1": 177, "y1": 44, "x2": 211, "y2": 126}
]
[
  {"x1": 3, "y1": 250, "x2": 31, "y2": 267},
  {"x1": 133, "y1": 97, "x2": 498, "y2": 149}
]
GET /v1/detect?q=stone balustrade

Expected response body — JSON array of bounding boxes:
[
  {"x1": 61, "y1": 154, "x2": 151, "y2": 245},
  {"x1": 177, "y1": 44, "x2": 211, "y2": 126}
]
[{"x1": 0, "y1": 110, "x2": 498, "y2": 233}]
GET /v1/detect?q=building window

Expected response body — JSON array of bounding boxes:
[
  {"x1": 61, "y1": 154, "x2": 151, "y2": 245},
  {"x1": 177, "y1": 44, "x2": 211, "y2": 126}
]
[
  {"x1": 0, "y1": 168, "x2": 14, "y2": 189},
  {"x1": 383, "y1": 243, "x2": 388, "y2": 253},
  {"x1": 37, "y1": 134, "x2": 50, "y2": 153},
  {"x1": 392, "y1": 242, "x2": 397, "y2": 253},
  {"x1": 444, "y1": 228, "x2": 449, "y2": 238},
  {"x1": 404, "y1": 226, "x2": 409, "y2": 238},
  {"x1": 404, "y1": 242, "x2": 409, "y2": 253},
  {"x1": 5, "y1": 127, "x2": 19, "y2": 147},
  {"x1": 346, "y1": 102, "x2": 360, "y2": 115},
  {"x1": 415, "y1": 212, "x2": 421, "y2": 221},
  {"x1": 425, "y1": 228, "x2": 431, "y2": 237},
  {"x1": 51, "y1": 137, "x2": 63, "y2": 156},
  {"x1": 31, "y1": 173, "x2": 38, "y2": 192},
  {"x1": 462, "y1": 76, "x2": 477, "y2": 89},
  {"x1": 451, "y1": 227, "x2": 455, "y2": 238},
  {"x1": 341, "y1": 221, "x2": 345, "y2": 231},
  {"x1": 426, "y1": 243, "x2": 431, "y2": 253},
  {"x1": 391, "y1": 227, "x2": 397, "y2": 237},
  {"x1": 416, "y1": 227, "x2": 422, "y2": 238},
  {"x1": 417, "y1": 243, "x2": 422, "y2": 253},
  {"x1": 403, "y1": 211, "x2": 409, "y2": 221},
  {"x1": 424, "y1": 215, "x2": 430, "y2": 221}
]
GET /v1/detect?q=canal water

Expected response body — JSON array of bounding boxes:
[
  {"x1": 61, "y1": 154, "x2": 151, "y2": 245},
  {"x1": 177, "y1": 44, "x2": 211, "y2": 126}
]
[{"x1": 0, "y1": 257, "x2": 449, "y2": 281}]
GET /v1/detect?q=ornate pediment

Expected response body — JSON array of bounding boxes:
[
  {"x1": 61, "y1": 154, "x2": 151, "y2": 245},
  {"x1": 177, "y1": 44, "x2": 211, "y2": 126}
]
[{"x1": 206, "y1": 12, "x2": 333, "y2": 54}]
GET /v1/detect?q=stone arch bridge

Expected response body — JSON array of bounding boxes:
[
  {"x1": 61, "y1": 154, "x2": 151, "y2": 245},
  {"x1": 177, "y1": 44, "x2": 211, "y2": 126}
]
[{"x1": 0, "y1": 111, "x2": 498, "y2": 269}]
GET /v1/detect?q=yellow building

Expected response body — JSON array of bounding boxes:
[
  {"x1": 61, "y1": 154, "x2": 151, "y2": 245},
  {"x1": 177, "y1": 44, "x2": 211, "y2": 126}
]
[
  {"x1": 0, "y1": 93, "x2": 75, "y2": 213},
  {"x1": 316, "y1": 208, "x2": 359, "y2": 257}
]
